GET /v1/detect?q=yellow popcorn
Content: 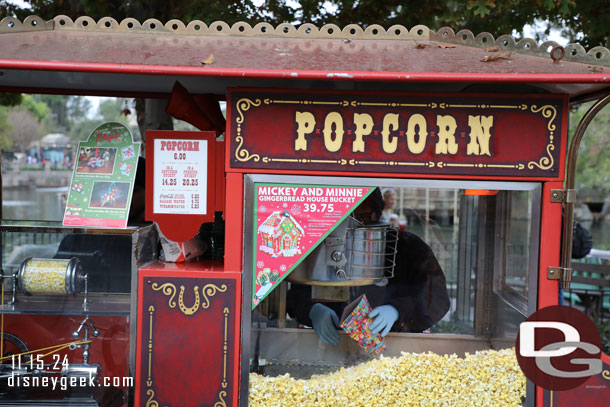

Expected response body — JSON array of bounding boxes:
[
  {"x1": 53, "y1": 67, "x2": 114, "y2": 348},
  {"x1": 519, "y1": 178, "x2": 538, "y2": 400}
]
[
  {"x1": 21, "y1": 259, "x2": 69, "y2": 294},
  {"x1": 249, "y1": 348, "x2": 525, "y2": 407}
]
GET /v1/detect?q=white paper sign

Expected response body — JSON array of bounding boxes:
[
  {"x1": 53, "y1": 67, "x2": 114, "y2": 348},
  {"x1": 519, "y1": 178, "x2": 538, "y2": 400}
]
[{"x1": 153, "y1": 138, "x2": 207, "y2": 214}]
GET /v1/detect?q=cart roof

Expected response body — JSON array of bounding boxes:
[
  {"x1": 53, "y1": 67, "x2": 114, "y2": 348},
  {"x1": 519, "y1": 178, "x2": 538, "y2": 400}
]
[{"x1": 0, "y1": 15, "x2": 608, "y2": 100}]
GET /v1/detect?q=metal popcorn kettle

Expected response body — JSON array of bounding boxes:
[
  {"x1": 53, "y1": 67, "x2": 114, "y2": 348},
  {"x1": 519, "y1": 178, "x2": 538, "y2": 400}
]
[{"x1": 287, "y1": 216, "x2": 398, "y2": 286}]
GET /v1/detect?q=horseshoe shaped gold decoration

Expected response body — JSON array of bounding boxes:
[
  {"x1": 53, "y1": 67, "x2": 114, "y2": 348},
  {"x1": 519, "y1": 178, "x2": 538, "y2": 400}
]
[{"x1": 178, "y1": 285, "x2": 200, "y2": 315}]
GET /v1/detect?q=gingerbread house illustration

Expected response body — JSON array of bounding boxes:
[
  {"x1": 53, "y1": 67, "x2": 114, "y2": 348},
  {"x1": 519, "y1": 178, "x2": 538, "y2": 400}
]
[{"x1": 257, "y1": 210, "x2": 304, "y2": 257}]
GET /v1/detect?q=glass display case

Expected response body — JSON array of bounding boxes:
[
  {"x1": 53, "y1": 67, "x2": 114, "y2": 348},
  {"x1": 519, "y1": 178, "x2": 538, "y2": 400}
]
[
  {"x1": 243, "y1": 175, "x2": 540, "y2": 405},
  {"x1": 0, "y1": 221, "x2": 157, "y2": 407}
]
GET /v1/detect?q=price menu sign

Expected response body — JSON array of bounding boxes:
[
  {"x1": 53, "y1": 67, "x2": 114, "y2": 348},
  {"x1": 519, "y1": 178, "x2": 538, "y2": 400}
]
[
  {"x1": 153, "y1": 138, "x2": 206, "y2": 214},
  {"x1": 146, "y1": 131, "x2": 216, "y2": 242}
]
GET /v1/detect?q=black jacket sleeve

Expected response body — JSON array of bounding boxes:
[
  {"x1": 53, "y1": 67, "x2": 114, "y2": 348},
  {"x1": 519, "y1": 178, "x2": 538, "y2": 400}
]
[
  {"x1": 385, "y1": 231, "x2": 450, "y2": 332},
  {"x1": 286, "y1": 283, "x2": 344, "y2": 327},
  {"x1": 286, "y1": 283, "x2": 315, "y2": 326}
]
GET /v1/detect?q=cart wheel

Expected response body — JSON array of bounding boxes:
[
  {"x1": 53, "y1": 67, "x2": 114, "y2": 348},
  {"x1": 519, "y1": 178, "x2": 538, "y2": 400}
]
[{"x1": 1, "y1": 332, "x2": 29, "y2": 362}]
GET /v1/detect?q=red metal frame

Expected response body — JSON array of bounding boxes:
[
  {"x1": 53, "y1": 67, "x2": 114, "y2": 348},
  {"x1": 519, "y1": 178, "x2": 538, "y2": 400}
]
[
  {"x1": 0, "y1": 59, "x2": 608, "y2": 84},
  {"x1": 538, "y1": 182, "x2": 563, "y2": 309},
  {"x1": 224, "y1": 172, "x2": 243, "y2": 273},
  {"x1": 536, "y1": 181, "x2": 564, "y2": 405},
  {"x1": 215, "y1": 141, "x2": 226, "y2": 213}
]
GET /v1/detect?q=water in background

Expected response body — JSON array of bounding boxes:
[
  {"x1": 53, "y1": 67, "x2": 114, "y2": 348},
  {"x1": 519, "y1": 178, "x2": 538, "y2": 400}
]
[
  {"x1": 2, "y1": 187, "x2": 67, "y2": 221},
  {"x1": 3, "y1": 188, "x2": 610, "y2": 250},
  {"x1": 587, "y1": 222, "x2": 610, "y2": 251}
]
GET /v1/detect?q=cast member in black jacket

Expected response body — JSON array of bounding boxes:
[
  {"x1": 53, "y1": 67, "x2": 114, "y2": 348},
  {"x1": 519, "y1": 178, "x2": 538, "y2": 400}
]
[{"x1": 287, "y1": 188, "x2": 450, "y2": 345}]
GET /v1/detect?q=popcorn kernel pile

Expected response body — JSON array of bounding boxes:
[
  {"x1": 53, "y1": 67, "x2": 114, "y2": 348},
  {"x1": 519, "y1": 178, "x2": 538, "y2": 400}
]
[{"x1": 249, "y1": 348, "x2": 525, "y2": 407}]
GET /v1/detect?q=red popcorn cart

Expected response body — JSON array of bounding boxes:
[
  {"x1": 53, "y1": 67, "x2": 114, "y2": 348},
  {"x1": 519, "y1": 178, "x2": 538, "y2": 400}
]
[{"x1": 0, "y1": 14, "x2": 609, "y2": 407}]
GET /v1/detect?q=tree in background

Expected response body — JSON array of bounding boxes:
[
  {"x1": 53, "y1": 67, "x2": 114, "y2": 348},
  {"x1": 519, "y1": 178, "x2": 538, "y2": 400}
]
[
  {"x1": 0, "y1": 0, "x2": 263, "y2": 136},
  {"x1": 20, "y1": 95, "x2": 49, "y2": 123},
  {"x1": 91, "y1": 98, "x2": 140, "y2": 139},
  {"x1": 0, "y1": 108, "x2": 13, "y2": 150},
  {"x1": 0, "y1": 93, "x2": 20, "y2": 150},
  {"x1": 7, "y1": 95, "x2": 49, "y2": 153},
  {"x1": 27, "y1": 95, "x2": 91, "y2": 136},
  {"x1": 7, "y1": 109, "x2": 43, "y2": 152},
  {"x1": 570, "y1": 103, "x2": 610, "y2": 202}
]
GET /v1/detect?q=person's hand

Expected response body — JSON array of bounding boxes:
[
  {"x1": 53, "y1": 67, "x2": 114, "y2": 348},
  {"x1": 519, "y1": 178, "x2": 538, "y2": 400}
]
[
  {"x1": 369, "y1": 305, "x2": 399, "y2": 337},
  {"x1": 309, "y1": 303, "x2": 340, "y2": 345}
]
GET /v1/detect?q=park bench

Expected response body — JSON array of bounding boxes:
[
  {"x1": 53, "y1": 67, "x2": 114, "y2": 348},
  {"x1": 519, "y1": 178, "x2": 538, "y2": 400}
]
[{"x1": 565, "y1": 250, "x2": 610, "y2": 320}]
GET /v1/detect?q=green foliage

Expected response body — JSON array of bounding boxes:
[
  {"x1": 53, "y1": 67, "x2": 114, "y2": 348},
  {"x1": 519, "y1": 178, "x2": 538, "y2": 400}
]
[
  {"x1": 30, "y1": 94, "x2": 69, "y2": 133},
  {"x1": 66, "y1": 96, "x2": 92, "y2": 126},
  {"x1": 24, "y1": 94, "x2": 93, "y2": 137},
  {"x1": 96, "y1": 98, "x2": 140, "y2": 140},
  {"x1": 3, "y1": 0, "x2": 261, "y2": 27},
  {"x1": 68, "y1": 118, "x2": 102, "y2": 143},
  {"x1": 570, "y1": 103, "x2": 610, "y2": 202},
  {"x1": 595, "y1": 318, "x2": 610, "y2": 354},
  {"x1": 0, "y1": 93, "x2": 22, "y2": 107},
  {"x1": 97, "y1": 98, "x2": 128, "y2": 122},
  {"x1": 429, "y1": 319, "x2": 472, "y2": 334},
  {"x1": 173, "y1": 119, "x2": 198, "y2": 132},
  {"x1": 468, "y1": 0, "x2": 495, "y2": 17},
  {"x1": 19, "y1": 95, "x2": 49, "y2": 122},
  {"x1": 0, "y1": 107, "x2": 14, "y2": 150}
]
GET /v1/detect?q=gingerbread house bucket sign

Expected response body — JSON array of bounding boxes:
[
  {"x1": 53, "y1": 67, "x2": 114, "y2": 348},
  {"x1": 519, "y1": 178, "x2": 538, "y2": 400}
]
[{"x1": 252, "y1": 183, "x2": 373, "y2": 308}]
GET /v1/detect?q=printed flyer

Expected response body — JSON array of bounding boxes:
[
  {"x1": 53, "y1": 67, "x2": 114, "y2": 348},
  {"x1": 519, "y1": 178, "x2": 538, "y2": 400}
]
[
  {"x1": 252, "y1": 184, "x2": 373, "y2": 308},
  {"x1": 63, "y1": 122, "x2": 141, "y2": 228}
]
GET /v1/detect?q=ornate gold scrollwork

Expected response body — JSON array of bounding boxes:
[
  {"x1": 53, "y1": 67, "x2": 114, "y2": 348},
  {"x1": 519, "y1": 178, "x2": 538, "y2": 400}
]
[
  {"x1": 235, "y1": 135, "x2": 260, "y2": 162},
  {"x1": 214, "y1": 390, "x2": 227, "y2": 407},
  {"x1": 235, "y1": 98, "x2": 261, "y2": 124},
  {"x1": 145, "y1": 389, "x2": 160, "y2": 407},
  {"x1": 151, "y1": 283, "x2": 177, "y2": 308},
  {"x1": 602, "y1": 369, "x2": 610, "y2": 380},
  {"x1": 202, "y1": 284, "x2": 228, "y2": 309},
  {"x1": 527, "y1": 143, "x2": 555, "y2": 170},
  {"x1": 178, "y1": 285, "x2": 200, "y2": 315},
  {"x1": 524, "y1": 104, "x2": 557, "y2": 171},
  {"x1": 234, "y1": 98, "x2": 262, "y2": 162},
  {"x1": 152, "y1": 282, "x2": 227, "y2": 315},
  {"x1": 531, "y1": 105, "x2": 557, "y2": 131}
]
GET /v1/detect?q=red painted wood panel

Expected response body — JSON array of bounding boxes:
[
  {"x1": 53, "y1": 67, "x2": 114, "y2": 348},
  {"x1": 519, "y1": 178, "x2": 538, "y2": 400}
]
[{"x1": 135, "y1": 265, "x2": 241, "y2": 407}]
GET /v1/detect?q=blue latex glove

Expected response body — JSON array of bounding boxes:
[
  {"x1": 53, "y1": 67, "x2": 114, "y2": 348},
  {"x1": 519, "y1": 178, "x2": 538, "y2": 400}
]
[
  {"x1": 309, "y1": 303, "x2": 340, "y2": 345},
  {"x1": 369, "y1": 305, "x2": 399, "y2": 337}
]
